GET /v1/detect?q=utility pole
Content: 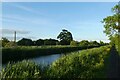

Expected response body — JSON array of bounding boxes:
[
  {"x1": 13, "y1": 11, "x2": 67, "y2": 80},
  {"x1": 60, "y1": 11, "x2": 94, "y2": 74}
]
[{"x1": 14, "y1": 31, "x2": 16, "y2": 43}]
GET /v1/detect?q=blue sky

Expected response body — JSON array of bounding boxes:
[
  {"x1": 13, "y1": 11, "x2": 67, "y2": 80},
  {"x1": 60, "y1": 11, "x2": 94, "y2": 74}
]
[{"x1": 1, "y1": 2, "x2": 117, "y2": 42}]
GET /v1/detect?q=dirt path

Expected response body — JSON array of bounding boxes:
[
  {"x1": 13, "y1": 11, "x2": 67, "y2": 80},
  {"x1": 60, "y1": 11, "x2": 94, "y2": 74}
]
[{"x1": 107, "y1": 46, "x2": 120, "y2": 78}]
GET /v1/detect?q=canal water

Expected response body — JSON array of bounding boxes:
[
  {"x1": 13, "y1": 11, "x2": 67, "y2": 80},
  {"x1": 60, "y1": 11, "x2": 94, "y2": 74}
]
[
  {"x1": 29, "y1": 53, "x2": 64, "y2": 66},
  {"x1": 1, "y1": 53, "x2": 64, "y2": 70}
]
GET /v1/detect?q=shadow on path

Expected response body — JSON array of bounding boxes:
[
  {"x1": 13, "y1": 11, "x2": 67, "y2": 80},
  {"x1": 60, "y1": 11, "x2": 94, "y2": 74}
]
[{"x1": 107, "y1": 46, "x2": 120, "y2": 78}]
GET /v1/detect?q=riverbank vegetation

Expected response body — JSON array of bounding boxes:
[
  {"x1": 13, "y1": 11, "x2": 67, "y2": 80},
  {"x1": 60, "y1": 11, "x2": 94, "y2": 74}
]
[
  {"x1": 2, "y1": 36, "x2": 108, "y2": 64},
  {"x1": 2, "y1": 44, "x2": 102, "y2": 64},
  {"x1": 1, "y1": 45, "x2": 111, "y2": 79}
]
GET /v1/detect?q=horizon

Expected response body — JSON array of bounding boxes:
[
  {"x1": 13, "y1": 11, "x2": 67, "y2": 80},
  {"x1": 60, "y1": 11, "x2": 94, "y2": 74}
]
[{"x1": 1, "y1": 2, "x2": 117, "y2": 43}]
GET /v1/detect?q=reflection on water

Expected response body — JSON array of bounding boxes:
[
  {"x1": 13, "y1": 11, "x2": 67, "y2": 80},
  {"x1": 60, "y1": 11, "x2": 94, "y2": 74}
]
[{"x1": 29, "y1": 54, "x2": 63, "y2": 66}]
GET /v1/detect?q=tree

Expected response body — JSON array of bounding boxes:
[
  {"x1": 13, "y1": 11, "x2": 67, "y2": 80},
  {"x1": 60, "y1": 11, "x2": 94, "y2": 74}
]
[
  {"x1": 79, "y1": 40, "x2": 90, "y2": 47},
  {"x1": 70, "y1": 40, "x2": 79, "y2": 46},
  {"x1": 57, "y1": 29, "x2": 73, "y2": 45},
  {"x1": 44, "y1": 39, "x2": 59, "y2": 45},
  {"x1": 89, "y1": 41, "x2": 100, "y2": 47},
  {"x1": 17, "y1": 38, "x2": 33, "y2": 46},
  {"x1": 102, "y1": 3, "x2": 120, "y2": 52},
  {"x1": 35, "y1": 39, "x2": 44, "y2": 46},
  {"x1": 2, "y1": 37, "x2": 9, "y2": 47},
  {"x1": 102, "y1": 4, "x2": 120, "y2": 38},
  {"x1": 100, "y1": 40, "x2": 105, "y2": 46}
]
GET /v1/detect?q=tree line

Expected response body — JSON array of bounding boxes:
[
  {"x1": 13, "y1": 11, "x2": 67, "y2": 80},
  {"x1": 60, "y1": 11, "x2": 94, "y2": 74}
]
[{"x1": 1, "y1": 37, "x2": 108, "y2": 47}]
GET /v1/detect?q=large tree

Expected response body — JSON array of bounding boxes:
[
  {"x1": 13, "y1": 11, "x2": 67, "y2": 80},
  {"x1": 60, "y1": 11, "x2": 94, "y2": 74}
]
[
  {"x1": 57, "y1": 29, "x2": 73, "y2": 45},
  {"x1": 102, "y1": 4, "x2": 120, "y2": 38},
  {"x1": 102, "y1": 3, "x2": 120, "y2": 52}
]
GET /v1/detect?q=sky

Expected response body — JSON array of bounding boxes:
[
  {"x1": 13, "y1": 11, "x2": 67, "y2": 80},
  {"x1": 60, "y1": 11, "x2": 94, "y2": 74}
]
[{"x1": 1, "y1": 2, "x2": 117, "y2": 42}]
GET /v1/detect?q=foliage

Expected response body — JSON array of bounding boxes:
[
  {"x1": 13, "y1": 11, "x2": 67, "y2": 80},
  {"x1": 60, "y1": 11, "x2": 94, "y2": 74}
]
[
  {"x1": 1, "y1": 60, "x2": 43, "y2": 79},
  {"x1": 1, "y1": 37, "x2": 9, "y2": 47},
  {"x1": 5, "y1": 41, "x2": 17, "y2": 48},
  {"x1": 46, "y1": 45, "x2": 111, "y2": 78},
  {"x1": 17, "y1": 38, "x2": 59, "y2": 46},
  {"x1": 102, "y1": 3, "x2": 120, "y2": 53},
  {"x1": 57, "y1": 29, "x2": 73, "y2": 45},
  {"x1": 17, "y1": 38, "x2": 33, "y2": 46},
  {"x1": 79, "y1": 40, "x2": 100, "y2": 47},
  {"x1": 34, "y1": 39, "x2": 44, "y2": 46},
  {"x1": 44, "y1": 39, "x2": 59, "y2": 45},
  {"x1": 102, "y1": 4, "x2": 120, "y2": 38},
  {"x1": 100, "y1": 40, "x2": 105, "y2": 46},
  {"x1": 70, "y1": 40, "x2": 79, "y2": 46},
  {"x1": 110, "y1": 34, "x2": 120, "y2": 53},
  {"x1": 79, "y1": 40, "x2": 89, "y2": 47},
  {"x1": 89, "y1": 41, "x2": 100, "y2": 47}
]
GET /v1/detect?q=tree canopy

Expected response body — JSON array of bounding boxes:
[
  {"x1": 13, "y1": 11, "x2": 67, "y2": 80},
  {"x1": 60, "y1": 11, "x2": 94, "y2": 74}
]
[
  {"x1": 102, "y1": 3, "x2": 120, "y2": 52},
  {"x1": 57, "y1": 29, "x2": 73, "y2": 45},
  {"x1": 1, "y1": 37, "x2": 10, "y2": 47},
  {"x1": 17, "y1": 38, "x2": 33, "y2": 46},
  {"x1": 102, "y1": 3, "x2": 120, "y2": 38}
]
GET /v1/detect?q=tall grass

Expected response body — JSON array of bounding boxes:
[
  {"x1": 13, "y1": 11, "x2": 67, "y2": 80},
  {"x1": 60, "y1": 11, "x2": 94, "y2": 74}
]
[
  {"x1": 0, "y1": 60, "x2": 47, "y2": 79},
  {"x1": 46, "y1": 45, "x2": 111, "y2": 78}
]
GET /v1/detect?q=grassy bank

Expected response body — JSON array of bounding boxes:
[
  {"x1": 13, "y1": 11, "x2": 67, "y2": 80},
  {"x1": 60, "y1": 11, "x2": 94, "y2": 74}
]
[
  {"x1": 2, "y1": 45, "x2": 100, "y2": 64},
  {"x1": 47, "y1": 45, "x2": 111, "y2": 78},
  {"x1": 1, "y1": 45, "x2": 111, "y2": 79}
]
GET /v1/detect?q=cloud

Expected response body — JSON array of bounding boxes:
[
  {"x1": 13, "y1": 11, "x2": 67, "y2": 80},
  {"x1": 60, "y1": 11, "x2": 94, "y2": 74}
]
[
  {"x1": 13, "y1": 4, "x2": 35, "y2": 13},
  {"x1": 9, "y1": 3, "x2": 42, "y2": 15},
  {"x1": 0, "y1": 29, "x2": 30, "y2": 34},
  {"x1": 2, "y1": 14, "x2": 57, "y2": 27}
]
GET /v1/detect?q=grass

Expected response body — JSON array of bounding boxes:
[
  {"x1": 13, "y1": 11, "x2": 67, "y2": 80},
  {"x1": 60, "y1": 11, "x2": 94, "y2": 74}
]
[
  {"x1": 1, "y1": 45, "x2": 111, "y2": 79},
  {"x1": 0, "y1": 60, "x2": 47, "y2": 79},
  {"x1": 46, "y1": 45, "x2": 111, "y2": 78}
]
